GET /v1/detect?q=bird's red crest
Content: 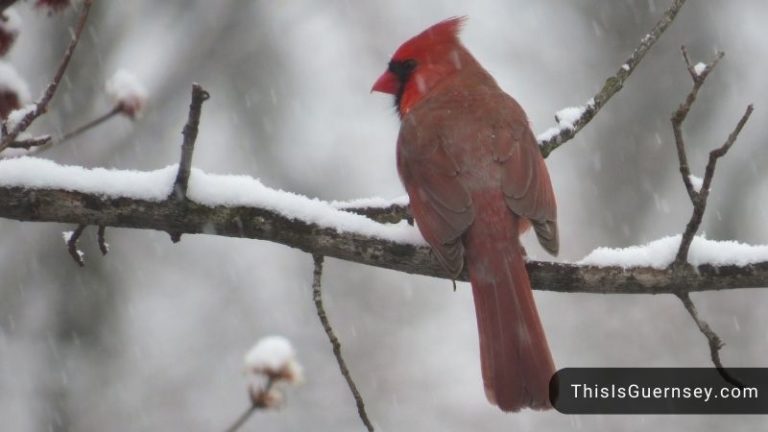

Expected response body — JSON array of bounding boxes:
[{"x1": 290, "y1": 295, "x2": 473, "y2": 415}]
[{"x1": 391, "y1": 16, "x2": 466, "y2": 61}]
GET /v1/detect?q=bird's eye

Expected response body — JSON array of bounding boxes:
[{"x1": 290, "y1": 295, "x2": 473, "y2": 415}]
[{"x1": 388, "y1": 59, "x2": 417, "y2": 81}]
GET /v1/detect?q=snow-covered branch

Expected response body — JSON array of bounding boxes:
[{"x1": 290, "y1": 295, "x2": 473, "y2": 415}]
[
  {"x1": 538, "y1": 0, "x2": 688, "y2": 157},
  {"x1": 0, "y1": 158, "x2": 766, "y2": 295}
]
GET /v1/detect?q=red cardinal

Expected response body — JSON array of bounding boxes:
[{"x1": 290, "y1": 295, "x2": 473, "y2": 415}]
[{"x1": 372, "y1": 17, "x2": 558, "y2": 411}]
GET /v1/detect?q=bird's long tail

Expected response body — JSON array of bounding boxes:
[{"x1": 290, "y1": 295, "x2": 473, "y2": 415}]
[{"x1": 465, "y1": 212, "x2": 555, "y2": 411}]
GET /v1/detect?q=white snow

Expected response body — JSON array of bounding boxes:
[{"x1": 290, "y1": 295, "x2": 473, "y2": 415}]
[
  {"x1": 105, "y1": 69, "x2": 147, "y2": 117},
  {"x1": 0, "y1": 157, "x2": 423, "y2": 244},
  {"x1": 0, "y1": 157, "x2": 175, "y2": 200},
  {"x1": 579, "y1": 235, "x2": 768, "y2": 269},
  {"x1": 0, "y1": 61, "x2": 30, "y2": 103},
  {"x1": 693, "y1": 62, "x2": 707, "y2": 76},
  {"x1": 6, "y1": 103, "x2": 34, "y2": 130},
  {"x1": 688, "y1": 175, "x2": 704, "y2": 192},
  {"x1": 244, "y1": 336, "x2": 303, "y2": 383},
  {"x1": 537, "y1": 101, "x2": 592, "y2": 143},
  {"x1": 331, "y1": 195, "x2": 409, "y2": 209},
  {"x1": 621, "y1": 63, "x2": 630, "y2": 71}
]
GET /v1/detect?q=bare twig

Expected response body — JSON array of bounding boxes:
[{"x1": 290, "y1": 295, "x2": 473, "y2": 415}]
[
  {"x1": 2, "y1": 106, "x2": 124, "y2": 157},
  {"x1": 66, "y1": 224, "x2": 86, "y2": 267},
  {"x1": 539, "y1": 0, "x2": 688, "y2": 157},
  {"x1": 671, "y1": 47, "x2": 725, "y2": 203},
  {"x1": 59, "y1": 106, "x2": 122, "y2": 143},
  {"x1": 224, "y1": 405, "x2": 258, "y2": 432},
  {"x1": 668, "y1": 48, "x2": 754, "y2": 386},
  {"x1": 676, "y1": 292, "x2": 743, "y2": 387},
  {"x1": 169, "y1": 84, "x2": 209, "y2": 243},
  {"x1": 173, "y1": 83, "x2": 210, "y2": 201},
  {"x1": 224, "y1": 377, "x2": 276, "y2": 432},
  {"x1": 312, "y1": 255, "x2": 374, "y2": 432},
  {"x1": 97, "y1": 225, "x2": 108, "y2": 255},
  {"x1": 7, "y1": 135, "x2": 53, "y2": 150},
  {"x1": 671, "y1": 49, "x2": 753, "y2": 267},
  {"x1": 675, "y1": 105, "x2": 754, "y2": 265},
  {"x1": 0, "y1": 0, "x2": 94, "y2": 152}
]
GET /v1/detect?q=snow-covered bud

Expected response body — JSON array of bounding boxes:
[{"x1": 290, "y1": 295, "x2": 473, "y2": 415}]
[
  {"x1": 0, "y1": 10, "x2": 21, "y2": 57},
  {"x1": 0, "y1": 61, "x2": 30, "y2": 119},
  {"x1": 244, "y1": 336, "x2": 303, "y2": 384},
  {"x1": 105, "y1": 69, "x2": 148, "y2": 119},
  {"x1": 35, "y1": 0, "x2": 72, "y2": 13}
]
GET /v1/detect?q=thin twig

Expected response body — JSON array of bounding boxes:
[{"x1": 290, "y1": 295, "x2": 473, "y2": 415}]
[
  {"x1": 2, "y1": 106, "x2": 123, "y2": 157},
  {"x1": 312, "y1": 255, "x2": 374, "y2": 432},
  {"x1": 676, "y1": 292, "x2": 743, "y2": 387},
  {"x1": 224, "y1": 377, "x2": 276, "y2": 432},
  {"x1": 97, "y1": 225, "x2": 108, "y2": 255},
  {"x1": 0, "y1": 0, "x2": 94, "y2": 152},
  {"x1": 59, "y1": 106, "x2": 122, "y2": 143},
  {"x1": 539, "y1": 0, "x2": 688, "y2": 157},
  {"x1": 668, "y1": 48, "x2": 754, "y2": 386},
  {"x1": 671, "y1": 47, "x2": 725, "y2": 203},
  {"x1": 671, "y1": 48, "x2": 752, "y2": 266},
  {"x1": 173, "y1": 83, "x2": 210, "y2": 201},
  {"x1": 7, "y1": 135, "x2": 52, "y2": 150},
  {"x1": 675, "y1": 104, "x2": 753, "y2": 265},
  {"x1": 224, "y1": 405, "x2": 257, "y2": 432},
  {"x1": 169, "y1": 84, "x2": 209, "y2": 243},
  {"x1": 66, "y1": 224, "x2": 87, "y2": 267}
]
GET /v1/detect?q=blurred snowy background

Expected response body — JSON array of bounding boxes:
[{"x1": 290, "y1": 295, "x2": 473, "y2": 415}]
[{"x1": 1, "y1": 0, "x2": 767, "y2": 430}]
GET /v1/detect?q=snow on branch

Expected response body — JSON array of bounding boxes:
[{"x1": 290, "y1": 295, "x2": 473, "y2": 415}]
[
  {"x1": 538, "y1": 0, "x2": 688, "y2": 157},
  {"x1": 0, "y1": 157, "x2": 767, "y2": 295}
]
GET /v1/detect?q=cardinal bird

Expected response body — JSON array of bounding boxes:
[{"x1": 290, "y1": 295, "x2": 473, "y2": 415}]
[{"x1": 372, "y1": 17, "x2": 558, "y2": 411}]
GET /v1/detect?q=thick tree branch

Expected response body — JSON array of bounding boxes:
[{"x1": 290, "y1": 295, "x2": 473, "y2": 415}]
[{"x1": 0, "y1": 185, "x2": 766, "y2": 294}]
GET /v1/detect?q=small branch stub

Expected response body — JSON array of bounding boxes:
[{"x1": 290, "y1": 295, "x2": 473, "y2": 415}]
[
  {"x1": 65, "y1": 224, "x2": 87, "y2": 267},
  {"x1": 173, "y1": 83, "x2": 210, "y2": 202},
  {"x1": 170, "y1": 83, "x2": 210, "y2": 243}
]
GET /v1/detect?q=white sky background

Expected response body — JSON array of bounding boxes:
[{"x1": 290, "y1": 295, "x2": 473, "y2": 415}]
[{"x1": 1, "y1": 1, "x2": 767, "y2": 431}]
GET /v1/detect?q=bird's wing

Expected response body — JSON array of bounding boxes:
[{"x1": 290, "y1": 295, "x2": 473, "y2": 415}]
[
  {"x1": 397, "y1": 123, "x2": 474, "y2": 276},
  {"x1": 497, "y1": 116, "x2": 559, "y2": 256}
]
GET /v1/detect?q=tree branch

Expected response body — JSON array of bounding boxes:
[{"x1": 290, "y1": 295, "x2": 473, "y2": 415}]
[
  {"x1": 668, "y1": 47, "x2": 754, "y2": 385},
  {"x1": 538, "y1": 0, "x2": 688, "y2": 157},
  {"x1": 1, "y1": 185, "x2": 767, "y2": 294},
  {"x1": 312, "y1": 255, "x2": 374, "y2": 431},
  {"x1": 0, "y1": 0, "x2": 93, "y2": 152},
  {"x1": 173, "y1": 84, "x2": 209, "y2": 201}
]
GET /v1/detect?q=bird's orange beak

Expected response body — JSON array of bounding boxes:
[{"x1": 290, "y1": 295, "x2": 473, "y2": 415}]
[{"x1": 371, "y1": 70, "x2": 398, "y2": 95}]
